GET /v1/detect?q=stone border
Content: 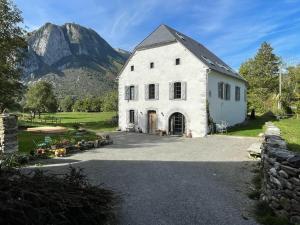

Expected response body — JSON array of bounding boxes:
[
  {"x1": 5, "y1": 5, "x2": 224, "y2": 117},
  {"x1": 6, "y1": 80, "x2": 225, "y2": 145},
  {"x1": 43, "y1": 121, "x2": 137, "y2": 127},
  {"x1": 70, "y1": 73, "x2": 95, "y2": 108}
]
[{"x1": 261, "y1": 122, "x2": 300, "y2": 224}]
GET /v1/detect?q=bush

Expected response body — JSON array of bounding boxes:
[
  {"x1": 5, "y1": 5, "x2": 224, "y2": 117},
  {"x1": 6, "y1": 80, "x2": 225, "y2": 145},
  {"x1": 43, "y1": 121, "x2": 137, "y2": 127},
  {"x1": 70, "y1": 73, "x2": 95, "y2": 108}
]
[{"x1": 0, "y1": 167, "x2": 118, "y2": 225}]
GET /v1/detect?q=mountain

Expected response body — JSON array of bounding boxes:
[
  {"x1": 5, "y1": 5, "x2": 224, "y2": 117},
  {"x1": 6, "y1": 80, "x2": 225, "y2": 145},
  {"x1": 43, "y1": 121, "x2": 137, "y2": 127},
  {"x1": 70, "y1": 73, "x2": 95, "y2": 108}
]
[{"x1": 22, "y1": 23, "x2": 130, "y2": 98}]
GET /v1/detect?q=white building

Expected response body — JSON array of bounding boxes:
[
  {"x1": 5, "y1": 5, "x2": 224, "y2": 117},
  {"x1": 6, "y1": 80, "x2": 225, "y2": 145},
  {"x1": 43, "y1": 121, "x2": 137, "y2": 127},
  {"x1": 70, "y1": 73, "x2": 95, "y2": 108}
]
[{"x1": 118, "y1": 24, "x2": 247, "y2": 137}]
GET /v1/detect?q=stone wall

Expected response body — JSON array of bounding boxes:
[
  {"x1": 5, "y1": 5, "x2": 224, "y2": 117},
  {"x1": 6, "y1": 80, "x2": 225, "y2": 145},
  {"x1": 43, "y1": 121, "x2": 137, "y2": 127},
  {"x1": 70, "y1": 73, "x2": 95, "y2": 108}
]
[
  {"x1": 0, "y1": 114, "x2": 18, "y2": 153},
  {"x1": 261, "y1": 122, "x2": 300, "y2": 224}
]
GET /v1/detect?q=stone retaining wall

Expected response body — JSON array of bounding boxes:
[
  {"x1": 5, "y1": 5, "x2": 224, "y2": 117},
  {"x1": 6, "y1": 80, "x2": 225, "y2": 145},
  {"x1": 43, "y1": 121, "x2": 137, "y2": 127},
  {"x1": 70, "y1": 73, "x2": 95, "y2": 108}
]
[
  {"x1": 261, "y1": 122, "x2": 300, "y2": 224},
  {"x1": 0, "y1": 114, "x2": 18, "y2": 153}
]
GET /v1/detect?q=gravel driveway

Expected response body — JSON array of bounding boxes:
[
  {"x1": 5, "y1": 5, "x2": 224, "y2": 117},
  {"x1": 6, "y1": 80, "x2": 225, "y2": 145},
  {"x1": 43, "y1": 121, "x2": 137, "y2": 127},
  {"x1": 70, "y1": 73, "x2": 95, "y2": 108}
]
[{"x1": 39, "y1": 132, "x2": 260, "y2": 225}]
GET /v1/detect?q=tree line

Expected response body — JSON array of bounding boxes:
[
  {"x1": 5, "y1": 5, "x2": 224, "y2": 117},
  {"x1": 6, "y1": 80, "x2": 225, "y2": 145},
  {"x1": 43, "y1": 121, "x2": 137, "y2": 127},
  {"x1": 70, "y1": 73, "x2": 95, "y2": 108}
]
[{"x1": 23, "y1": 81, "x2": 118, "y2": 117}]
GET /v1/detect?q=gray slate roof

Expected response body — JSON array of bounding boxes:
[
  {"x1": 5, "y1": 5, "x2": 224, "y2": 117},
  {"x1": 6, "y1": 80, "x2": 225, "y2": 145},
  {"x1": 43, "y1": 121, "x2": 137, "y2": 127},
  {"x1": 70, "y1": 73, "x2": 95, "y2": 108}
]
[{"x1": 135, "y1": 24, "x2": 246, "y2": 81}]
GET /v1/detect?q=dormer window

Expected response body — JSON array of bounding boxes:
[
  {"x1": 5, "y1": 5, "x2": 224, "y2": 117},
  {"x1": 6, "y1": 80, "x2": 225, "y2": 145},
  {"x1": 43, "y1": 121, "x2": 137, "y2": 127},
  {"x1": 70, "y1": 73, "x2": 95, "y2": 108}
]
[
  {"x1": 131, "y1": 65, "x2": 134, "y2": 71},
  {"x1": 150, "y1": 62, "x2": 154, "y2": 69},
  {"x1": 176, "y1": 58, "x2": 180, "y2": 65}
]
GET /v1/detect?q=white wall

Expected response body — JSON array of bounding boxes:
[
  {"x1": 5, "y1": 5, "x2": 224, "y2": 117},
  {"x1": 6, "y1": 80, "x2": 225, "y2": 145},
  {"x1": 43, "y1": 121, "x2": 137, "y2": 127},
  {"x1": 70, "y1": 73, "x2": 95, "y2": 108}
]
[
  {"x1": 207, "y1": 70, "x2": 247, "y2": 126},
  {"x1": 118, "y1": 42, "x2": 208, "y2": 137}
]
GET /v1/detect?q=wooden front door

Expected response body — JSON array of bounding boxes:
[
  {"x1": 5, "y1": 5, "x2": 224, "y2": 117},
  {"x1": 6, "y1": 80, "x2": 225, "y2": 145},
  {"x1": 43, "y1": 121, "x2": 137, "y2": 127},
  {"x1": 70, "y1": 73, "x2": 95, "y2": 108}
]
[{"x1": 148, "y1": 111, "x2": 157, "y2": 134}]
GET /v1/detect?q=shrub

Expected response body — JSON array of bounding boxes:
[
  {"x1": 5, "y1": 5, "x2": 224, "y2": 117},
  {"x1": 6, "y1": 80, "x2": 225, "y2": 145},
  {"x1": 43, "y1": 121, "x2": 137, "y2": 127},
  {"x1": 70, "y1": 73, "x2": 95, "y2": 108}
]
[{"x1": 0, "y1": 167, "x2": 118, "y2": 225}]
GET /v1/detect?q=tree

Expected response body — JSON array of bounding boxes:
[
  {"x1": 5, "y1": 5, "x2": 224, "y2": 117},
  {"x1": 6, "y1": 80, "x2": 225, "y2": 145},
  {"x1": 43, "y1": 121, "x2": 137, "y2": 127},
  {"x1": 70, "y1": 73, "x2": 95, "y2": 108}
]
[
  {"x1": 0, "y1": 0, "x2": 27, "y2": 112},
  {"x1": 25, "y1": 81, "x2": 58, "y2": 117},
  {"x1": 239, "y1": 42, "x2": 281, "y2": 113},
  {"x1": 285, "y1": 65, "x2": 300, "y2": 114},
  {"x1": 102, "y1": 91, "x2": 118, "y2": 112},
  {"x1": 60, "y1": 96, "x2": 74, "y2": 112}
]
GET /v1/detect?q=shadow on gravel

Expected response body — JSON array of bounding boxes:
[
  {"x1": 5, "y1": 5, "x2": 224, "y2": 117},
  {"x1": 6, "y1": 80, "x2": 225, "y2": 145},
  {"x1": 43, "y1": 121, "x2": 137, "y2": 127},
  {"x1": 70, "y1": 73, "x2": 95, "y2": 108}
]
[{"x1": 36, "y1": 159, "x2": 258, "y2": 225}]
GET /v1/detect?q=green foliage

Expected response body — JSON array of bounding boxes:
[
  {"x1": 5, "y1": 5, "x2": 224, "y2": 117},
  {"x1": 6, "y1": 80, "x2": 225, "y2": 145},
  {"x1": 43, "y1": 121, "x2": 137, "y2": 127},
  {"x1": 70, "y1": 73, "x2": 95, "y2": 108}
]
[
  {"x1": 72, "y1": 96, "x2": 102, "y2": 112},
  {"x1": 0, "y1": 167, "x2": 118, "y2": 225},
  {"x1": 102, "y1": 90, "x2": 118, "y2": 112},
  {"x1": 255, "y1": 201, "x2": 291, "y2": 225},
  {"x1": 284, "y1": 65, "x2": 300, "y2": 114},
  {"x1": 25, "y1": 81, "x2": 58, "y2": 114},
  {"x1": 59, "y1": 95, "x2": 74, "y2": 112},
  {"x1": 0, "y1": 0, "x2": 27, "y2": 112},
  {"x1": 239, "y1": 42, "x2": 281, "y2": 113}
]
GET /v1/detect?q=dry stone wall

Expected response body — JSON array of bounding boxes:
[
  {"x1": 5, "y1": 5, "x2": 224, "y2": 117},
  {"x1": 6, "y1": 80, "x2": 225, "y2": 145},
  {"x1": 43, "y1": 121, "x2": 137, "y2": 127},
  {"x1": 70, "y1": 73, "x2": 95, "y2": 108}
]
[
  {"x1": 0, "y1": 114, "x2": 18, "y2": 153},
  {"x1": 261, "y1": 122, "x2": 300, "y2": 224}
]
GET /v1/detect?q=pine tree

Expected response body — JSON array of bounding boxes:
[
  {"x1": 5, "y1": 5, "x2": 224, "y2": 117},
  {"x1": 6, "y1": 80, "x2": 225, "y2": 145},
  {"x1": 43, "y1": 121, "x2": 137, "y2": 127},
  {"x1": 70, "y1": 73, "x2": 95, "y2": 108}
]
[{"x1": 239, "y1": 42, "x2": 281, "y2": 113}]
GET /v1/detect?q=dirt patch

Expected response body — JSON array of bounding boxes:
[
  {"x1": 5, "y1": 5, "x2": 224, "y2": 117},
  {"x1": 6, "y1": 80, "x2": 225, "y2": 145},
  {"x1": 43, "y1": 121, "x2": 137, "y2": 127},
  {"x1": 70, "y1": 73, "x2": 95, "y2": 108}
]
[{"x1": 27, "y1": 126, "x2": 68, "y2": 134}]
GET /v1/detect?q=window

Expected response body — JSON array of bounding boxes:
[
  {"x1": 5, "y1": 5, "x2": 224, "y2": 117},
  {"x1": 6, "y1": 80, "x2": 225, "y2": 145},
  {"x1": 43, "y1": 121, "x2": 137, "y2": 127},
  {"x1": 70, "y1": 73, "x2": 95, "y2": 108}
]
[
  {"x1": 148, "y1": 84, "x2": 155, "y2": 99},
  {"x1": 225, "y1": 84, "x2": 231, "y2": 100},
  {"x1": 175, "y1": 58, "x2": 180, "y2": 65},
  {"x1": 218, "y1": 82, "x2": 224, "y2": 99},
  {"x1": 150, "y1": 62, "x2": 154, "y2": 69},
  {"x1": 129, "y1": 86, "x2": 135, "y2": 100},
  {"x1": 129, "y1": 110, "x2": 135, "y2": 123},
  {"x1": 174, "y1": 82, "x2": 181, "y2": 99},
  {"x1": 235, "y1": 86, "x2": 240, "y2": 101},
  {"x1": 131, "y1": 65, "x2": 134, "y2": 71}
]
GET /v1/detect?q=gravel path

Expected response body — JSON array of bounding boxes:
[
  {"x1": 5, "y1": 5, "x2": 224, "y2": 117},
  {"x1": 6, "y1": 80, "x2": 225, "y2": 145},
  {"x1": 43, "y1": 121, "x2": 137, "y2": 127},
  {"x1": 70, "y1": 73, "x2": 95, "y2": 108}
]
[{"x1": 37, "y1": 133, "x2": 260, "y2": 225}]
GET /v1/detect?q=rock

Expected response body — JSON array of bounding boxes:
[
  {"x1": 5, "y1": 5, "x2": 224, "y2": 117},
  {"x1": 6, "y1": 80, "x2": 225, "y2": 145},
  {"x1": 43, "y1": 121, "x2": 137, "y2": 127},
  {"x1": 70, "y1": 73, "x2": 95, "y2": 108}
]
[
  {"x1": 266, "y1": 138, "x2": 287, "y2": 149},
  {"x1": 274, "y1": 162, "x2": 281, "y2": 170},
  {"x1": 281, "y1": 165, "x2": 299, "y2": 176},
  {"x1": 270, "y1": 176, "x2": 282, "y2": 189},
  {"x1": 279, "y1": 170, "x2": 289, "y2": 179},
  {"x1": 266, "y1": 147, "x2": 294, "y2": 162},
  {"x1": 269, "y1": 168, "x2": 278, "y2": 176},
  {"x1": 290, "y1": 216, "x2": 300, "y2": 225},
  {"x1": 291, "y1": 178, "x2": 300, "y2": 186},
  {"x1": 288, "y1": 156, "x2": 300, "y2": 168}
]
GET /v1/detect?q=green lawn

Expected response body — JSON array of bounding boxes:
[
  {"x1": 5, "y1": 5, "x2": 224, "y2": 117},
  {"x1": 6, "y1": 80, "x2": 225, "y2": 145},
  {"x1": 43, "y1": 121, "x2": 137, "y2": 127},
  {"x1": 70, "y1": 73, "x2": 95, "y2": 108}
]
[
  {"x1": 274, "y1": 118, "x2": 300, "y2": 152},
  {"x1": 226, "y1": 116, "x2": 272, "y2": 137},
  {"x1": 19, "y1": 112, "x2": 117, "y2": 132},
  {"x1": 227, "y1": 115, "x2": 300, "y2": 152},
  {"x1": 18, "y1": 130, "x2": 97, "y2": 154},
  {"x1": 18, "y1": 112, "x2": 117, "y2": 154}
]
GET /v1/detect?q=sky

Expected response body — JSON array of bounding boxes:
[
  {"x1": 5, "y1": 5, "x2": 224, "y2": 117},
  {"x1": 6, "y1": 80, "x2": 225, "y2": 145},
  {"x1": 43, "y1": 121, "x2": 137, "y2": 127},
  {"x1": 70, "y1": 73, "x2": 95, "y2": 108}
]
[{"x1": 15, "y1": 0, "x2": 300, "y2": 70}]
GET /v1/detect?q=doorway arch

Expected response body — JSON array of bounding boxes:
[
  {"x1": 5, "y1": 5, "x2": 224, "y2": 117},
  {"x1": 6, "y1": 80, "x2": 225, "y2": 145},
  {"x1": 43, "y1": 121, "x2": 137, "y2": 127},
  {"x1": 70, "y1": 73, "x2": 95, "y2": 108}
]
[{"x1": 169, "y1": 112, "x2": 186, "y2": 135}]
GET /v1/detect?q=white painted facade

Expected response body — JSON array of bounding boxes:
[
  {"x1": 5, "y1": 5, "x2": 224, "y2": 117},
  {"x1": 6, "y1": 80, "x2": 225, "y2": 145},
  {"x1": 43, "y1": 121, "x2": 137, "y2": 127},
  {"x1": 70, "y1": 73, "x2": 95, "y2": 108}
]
[{"x1": 118, "y1": 33, "x2": 247, "y2": 137}]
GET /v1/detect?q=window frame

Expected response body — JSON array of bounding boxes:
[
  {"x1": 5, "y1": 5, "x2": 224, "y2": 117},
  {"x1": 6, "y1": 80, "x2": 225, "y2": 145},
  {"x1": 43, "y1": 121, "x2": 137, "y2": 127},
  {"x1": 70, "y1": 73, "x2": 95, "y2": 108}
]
[
  {"x1": 129, "y1": 110, "x2": 135, "y2": 123},
  {"x1": 129, "y1": 85, "x2": 135, "y2": 100},
  {"x1": 174, "y1": 82, "x2": 182, "y2": 99},
  {"x1": 148, "y1": 84, "x2": 155, "y2": 99},
  {"x1": 235, "y1": 86, "x2": 241, "y2": 101},
  {"x1": 130, "y1": 65, "x2": 134, "y2": 71},
  {"x1": 225, "y1": 83, "x2": 231, "y2": 100},
  {"x1": 175, "y1": 58, "x2": 180, "y2": 65},
  {"x1": 218, "y1": 82, "x2": 224, "y2": 99}
]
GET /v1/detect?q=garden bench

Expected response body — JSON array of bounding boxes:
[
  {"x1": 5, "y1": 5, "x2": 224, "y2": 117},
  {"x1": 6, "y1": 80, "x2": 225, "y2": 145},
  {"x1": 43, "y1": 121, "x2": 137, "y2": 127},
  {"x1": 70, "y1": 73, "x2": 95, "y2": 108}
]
[
  {"x1": 33, "y1": 136, "x2": 52, "y2": 149},
  {"x1": 216, "y1": 121, "x2": 229, "y2": 134}
]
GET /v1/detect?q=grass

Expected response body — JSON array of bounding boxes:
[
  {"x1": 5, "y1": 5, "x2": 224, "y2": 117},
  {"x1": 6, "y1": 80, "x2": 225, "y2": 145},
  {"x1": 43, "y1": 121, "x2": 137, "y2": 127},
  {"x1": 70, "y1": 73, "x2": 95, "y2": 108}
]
[
  {"x1": 18, "y1": 112, "x2": 116, "y2": 154},
  {"x1": 227, "y1": 115, "x2": 300, "y2": 152},
  {"x1": 274, "y1": 117, "x2": 300, "y2": 152},
  {"x1": 18, "y1": 130, "x2": 97, "y2": 154},
  {"x1": 227, "y1": 115, "x2": 272, "y2": 137},
  {"x1": 19, "y1": 112, "x2": 117, "y2": 132}
]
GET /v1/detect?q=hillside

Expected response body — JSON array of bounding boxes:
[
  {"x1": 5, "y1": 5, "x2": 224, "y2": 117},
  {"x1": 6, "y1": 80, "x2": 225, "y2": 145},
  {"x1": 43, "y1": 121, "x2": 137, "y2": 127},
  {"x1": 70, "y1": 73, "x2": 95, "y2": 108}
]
[{"x1": 22, "y1": 23, "x2": 129, "y2": 97}]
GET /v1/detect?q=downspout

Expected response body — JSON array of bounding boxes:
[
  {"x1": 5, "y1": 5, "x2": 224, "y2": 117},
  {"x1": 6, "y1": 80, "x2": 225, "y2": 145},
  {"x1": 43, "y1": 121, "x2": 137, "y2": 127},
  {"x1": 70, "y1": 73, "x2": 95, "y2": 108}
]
[{"x1": 205, "y1": 68, "x2": 211, "y2": 136}]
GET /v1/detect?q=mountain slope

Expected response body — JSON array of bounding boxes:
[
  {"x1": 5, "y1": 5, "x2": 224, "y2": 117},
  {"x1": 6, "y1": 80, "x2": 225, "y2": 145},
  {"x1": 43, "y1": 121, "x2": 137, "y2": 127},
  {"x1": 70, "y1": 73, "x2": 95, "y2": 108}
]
[{"x1": 22, "y1": 23, "x2": 129, "y2": 97}]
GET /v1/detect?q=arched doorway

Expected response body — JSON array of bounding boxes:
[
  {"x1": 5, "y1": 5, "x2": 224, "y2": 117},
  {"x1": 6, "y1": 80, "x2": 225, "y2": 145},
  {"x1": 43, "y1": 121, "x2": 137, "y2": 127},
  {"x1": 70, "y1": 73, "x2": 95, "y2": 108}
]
[{"x1": 169, "y1": 112, "x2": 185, "y2": 135}]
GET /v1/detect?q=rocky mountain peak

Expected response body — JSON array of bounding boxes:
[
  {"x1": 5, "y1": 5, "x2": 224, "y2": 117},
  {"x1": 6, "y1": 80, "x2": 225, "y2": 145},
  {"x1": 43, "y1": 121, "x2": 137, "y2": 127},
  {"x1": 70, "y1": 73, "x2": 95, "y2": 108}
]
[{"x1": 23, "y1": 22, "x2": 129, "y2": 97}]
